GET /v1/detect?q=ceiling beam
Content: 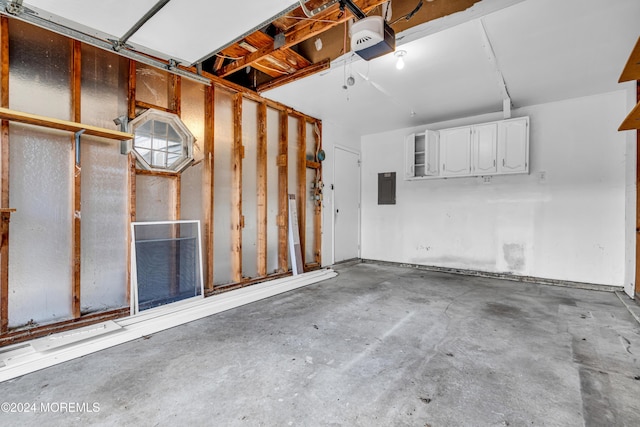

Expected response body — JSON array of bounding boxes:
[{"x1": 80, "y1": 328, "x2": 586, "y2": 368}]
[
  {"x1": 217, "y1": 0, "x2": 388, "y2": 78},
  {"x1": 257, "y1": 59, "x2": 330, "y2": 93}
]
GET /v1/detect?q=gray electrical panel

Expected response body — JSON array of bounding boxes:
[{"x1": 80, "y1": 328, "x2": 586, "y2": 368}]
[{"x1": 378, "y1": 172, "x2": 396, "y2": 205}]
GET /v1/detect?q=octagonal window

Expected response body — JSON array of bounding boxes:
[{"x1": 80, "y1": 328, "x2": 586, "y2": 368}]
[{"x1": 129, "y1": 109, "x2": 194, "y2": 173}]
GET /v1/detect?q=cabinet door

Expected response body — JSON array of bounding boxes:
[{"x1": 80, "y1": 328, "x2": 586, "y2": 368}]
[
  {"x1": 472, "y1": 123, "x2": 497, "y2": 175},
  {"x1": 405, "y1": 132, "x2": 438, "y2": 178},
  {"x1": 440, "y1": 127, "x2": 472, "y2": 177},
  {"x1": 405, "y1": 133, "x2": 416, "y2": 179},
  {"x1": 425, "y1": 130, "x2": 439, "y2": 176},
  {"x1": 498, "y1": 117, "x2": 529, "y2": 174}
]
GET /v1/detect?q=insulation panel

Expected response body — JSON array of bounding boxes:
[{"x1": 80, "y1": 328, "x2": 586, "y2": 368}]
[
  {"x1": 266, "y1": 107, "x2": 280, "y2": 274},
  {"x1": 213, "y1": 88, "x2": 234, "y2": 285},
  {"x1": 241, "y1": 99, "x2": 259, "y2": 279},
  {"x1": 8, "y1": 124, "x2": 73, "y2": 327}
]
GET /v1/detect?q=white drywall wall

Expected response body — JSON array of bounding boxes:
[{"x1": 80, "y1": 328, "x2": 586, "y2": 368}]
[
  {"x1": 624, "y1": 84, "x2": 637, "y2": 296},
  {"x1": 361, "y1": 90, "x2": 630, "y2": 286},
  {"x1": 320, "y1": 120, "x2": 362, "y2": 266}
]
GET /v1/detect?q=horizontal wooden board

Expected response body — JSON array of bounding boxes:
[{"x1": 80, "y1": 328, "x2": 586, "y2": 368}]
[{"x1": 0, "y1": 107, "x2": 133, "y2": 140}]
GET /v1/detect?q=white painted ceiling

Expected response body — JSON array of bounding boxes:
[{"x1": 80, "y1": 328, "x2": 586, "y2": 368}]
[
  {"x1": 24, "y1": 0, "x2": 299, "y2": 63},
  {"x1": 265, "y1": 0, "x2": 640, "y2": 135}
]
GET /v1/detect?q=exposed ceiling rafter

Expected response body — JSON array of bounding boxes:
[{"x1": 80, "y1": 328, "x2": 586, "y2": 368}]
[{"x1": 216, "y1": 0, "x2": 389, "y2": 78}]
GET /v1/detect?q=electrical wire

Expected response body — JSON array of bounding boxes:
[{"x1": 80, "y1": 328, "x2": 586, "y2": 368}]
[
  {"x1": 215, "y1": 53, "x2": 242, "y2": 60},
  {"x1": 390, "y1": 0, "x2": 423, "y2": 25},
  {"x1": 253, "y1": 63, "x2": 288, "y2": 75}
]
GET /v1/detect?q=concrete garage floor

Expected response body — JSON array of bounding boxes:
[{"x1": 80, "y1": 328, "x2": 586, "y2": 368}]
[{"x1": 1, "y1": 262, "x2": 640, "y2": 426}]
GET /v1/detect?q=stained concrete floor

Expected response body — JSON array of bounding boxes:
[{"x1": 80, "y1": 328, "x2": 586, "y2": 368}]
[{"x1": 1, "y1": 262, "x2": 640, "y2": 426}]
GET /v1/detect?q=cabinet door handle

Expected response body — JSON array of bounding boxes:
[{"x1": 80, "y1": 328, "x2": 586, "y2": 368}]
[
  {"x1": 493, "y1": 159, "x2": 496, "y2": 167},
  {"x1": 502, "y1": 159, "x2": 505, "y2": 167}
]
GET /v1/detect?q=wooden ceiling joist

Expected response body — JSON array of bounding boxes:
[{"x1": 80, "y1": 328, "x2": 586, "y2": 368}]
[
  {"x1": 257, "y1": 59, "x2": 331, "y2": 93},
  {"x1": 619, "y1": 37, "x2": 640, "y2": 83},
  {"x1": 217, "y1": 0, "x2": 388, "y2": 78}
]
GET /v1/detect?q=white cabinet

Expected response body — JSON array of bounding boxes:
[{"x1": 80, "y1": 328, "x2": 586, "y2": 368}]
[
  {"x1": 403, "y1": 116, "x2": 528, "y2": 180},
  {"x1": 440, "y1": 127, "x2": 472, "y2": 177},
  {"x1": 405, "y1": 130, "x2": 439, "y2": 179},
  {"x1": 472, "y1": 123, "x2": 497, "y2": 175},
  {"x1": 498, "y1": 117, "x2": 529, "y2": 174}
]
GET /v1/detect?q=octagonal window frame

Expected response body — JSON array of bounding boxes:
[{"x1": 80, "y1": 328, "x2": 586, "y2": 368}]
[{"x1": 129, "y1": 109, "x2": 195, "y2": 173}]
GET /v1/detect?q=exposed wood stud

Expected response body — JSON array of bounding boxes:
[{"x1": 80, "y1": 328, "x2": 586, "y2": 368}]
[
  {"x1": 126, "y1": 57, "x2": 136, "y2": 307},
  {"x1": 297, "y1": 116, "x2": 306, "y2": 268},
  {"x1": 126, "y1": 153, "x2": 136, "y2": 306},
  {"x1": 171, "y1": 74, "x2": 181, "y2": 117},
  {"x1": 128, "y1": 60, "x2": 137, "y2": 120},
  {"x1": 278, "y1": 111, "x2": 288, "y2": 272},
  {"x1": 314, "y1": 120, "x2": 323, "y2": 265},
  {"x1": 203, "y1": 85, "x2": 215, "y2": 290},
  {"x1": 71, "y1": 39, "x2": 82, "y2": 319},
  {"x1": 175, "y1": 174, "x2": 181, "y2": 220},
  {"x1": 0, "y1": 15, "x2": 9, "y2": 334},
  {"x1": 232, "y1": 94, "x2": 243, "y2": 282},
  {"x1": 257, "y1": 102, "x2": 268, "y2": 277},
  {"x1": 0, "y1": 16, "x2": 7, "y2": 110},
  {"x1": 635, "y1": 80, "x2": 640, "y2": 296}
]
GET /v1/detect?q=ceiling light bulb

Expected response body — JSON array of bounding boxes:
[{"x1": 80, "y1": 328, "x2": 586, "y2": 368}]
[{"x1": 394, "y1": 50, "x2": 407, "y2": 70}]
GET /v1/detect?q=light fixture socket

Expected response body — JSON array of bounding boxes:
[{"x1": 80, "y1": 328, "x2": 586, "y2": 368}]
[{"x1": 395, "y1": 50, "x2": 407, "y2": 70}]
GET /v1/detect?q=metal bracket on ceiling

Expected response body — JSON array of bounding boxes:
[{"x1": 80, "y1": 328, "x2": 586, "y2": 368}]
[
  {"x1": 298, "y1": 0, "x2": 339, "y2": 18},
  {"x1": 5, "y1": 0, "x2": 25, "y2": 15},
  {"x1": 274, "y1": 32, "x2": 285, "y2": 50},
  {"x1": 167, "y1": 58, "x2": 180, "y2": 71},
  {"x1": 339, "y1": 0, "x2": 366, "y2": 20}
]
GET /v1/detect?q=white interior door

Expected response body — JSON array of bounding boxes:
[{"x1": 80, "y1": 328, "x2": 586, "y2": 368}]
[{"x1": 334, "y1": 147, "x2": 360, "y2": 263}]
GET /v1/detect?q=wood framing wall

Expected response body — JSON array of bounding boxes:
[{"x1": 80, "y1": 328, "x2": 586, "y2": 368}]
[{"x1": 0, "y1": 15, "x2": 322, "y2": 345}]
